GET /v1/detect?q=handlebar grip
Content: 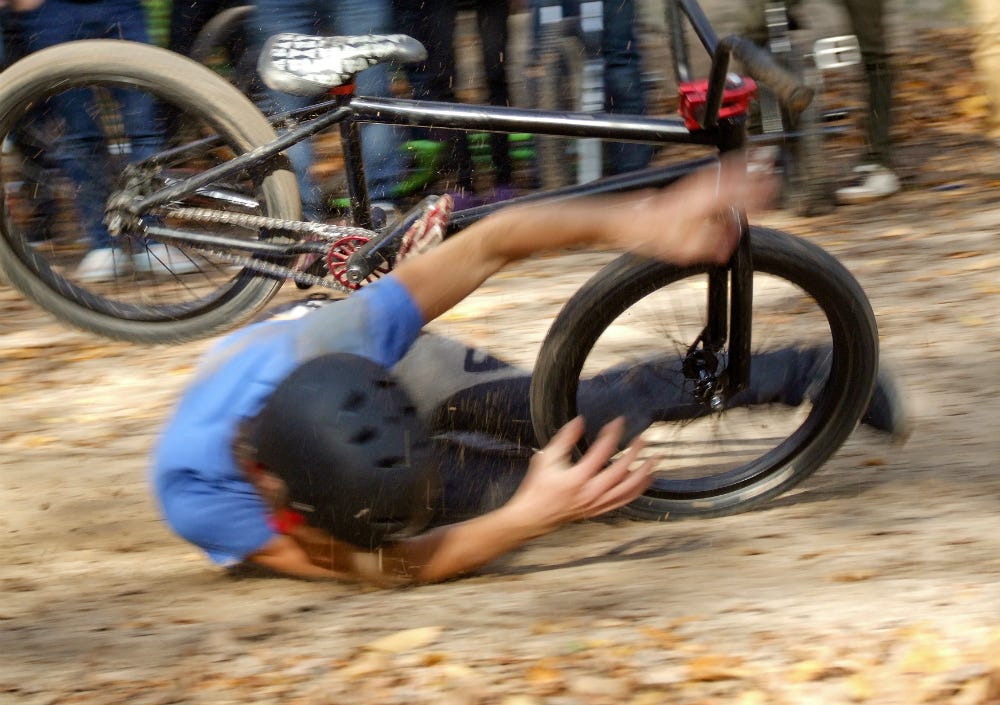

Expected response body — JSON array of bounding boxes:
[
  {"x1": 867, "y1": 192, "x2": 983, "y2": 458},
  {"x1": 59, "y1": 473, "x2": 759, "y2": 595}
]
[{"x1": 726, "y1": 35, "x2": 814, "y2": 115}]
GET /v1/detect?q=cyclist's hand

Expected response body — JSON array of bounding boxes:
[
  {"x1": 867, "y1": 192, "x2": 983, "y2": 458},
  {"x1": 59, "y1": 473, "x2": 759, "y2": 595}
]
[
  {"x1": 622, "y1": 155, "x2": 775, "y2": 265},
  {"x1": 505, "y1": 417, "x2": 654, "y2": 533}
]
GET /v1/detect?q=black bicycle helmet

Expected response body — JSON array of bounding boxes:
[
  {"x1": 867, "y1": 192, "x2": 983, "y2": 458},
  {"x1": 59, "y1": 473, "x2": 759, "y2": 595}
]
[{"x1": 251, "y1": 353, "x2": 439, "y2": 549}]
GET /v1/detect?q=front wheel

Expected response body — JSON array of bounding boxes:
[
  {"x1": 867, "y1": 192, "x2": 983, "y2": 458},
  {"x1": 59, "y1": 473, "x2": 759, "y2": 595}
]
[
  {"x1": 530, "y1": 226, "x2": 879, "y2": 519},
  {"x1": 0, "y1": 40, "x2": 300, "y2": 343}
]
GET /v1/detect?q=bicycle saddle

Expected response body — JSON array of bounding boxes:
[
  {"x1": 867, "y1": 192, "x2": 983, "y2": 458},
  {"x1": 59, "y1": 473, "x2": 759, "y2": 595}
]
[{"x1": 258, "y1": 33, "x2": 427, "y2": 97}]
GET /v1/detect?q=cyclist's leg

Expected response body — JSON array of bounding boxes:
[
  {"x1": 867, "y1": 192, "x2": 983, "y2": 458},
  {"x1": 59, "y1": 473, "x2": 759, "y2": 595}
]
[
  {"x1": 392, "y1": 333, "x2": 535, "y2": 443},
  {"x1": 430, "y1": 438, "x2": 531, "y2": 521}
]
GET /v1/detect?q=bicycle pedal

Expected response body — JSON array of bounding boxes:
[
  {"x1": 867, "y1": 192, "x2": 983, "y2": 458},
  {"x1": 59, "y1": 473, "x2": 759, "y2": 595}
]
[{"x1": 812, "y1": 35, "x2": 860, "y2": 71}]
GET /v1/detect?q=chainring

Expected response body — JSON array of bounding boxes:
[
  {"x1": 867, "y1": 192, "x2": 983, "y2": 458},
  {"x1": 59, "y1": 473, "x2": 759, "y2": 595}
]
[{"x1": 326, "y1": 234, "x2": 391, "y2": 290}]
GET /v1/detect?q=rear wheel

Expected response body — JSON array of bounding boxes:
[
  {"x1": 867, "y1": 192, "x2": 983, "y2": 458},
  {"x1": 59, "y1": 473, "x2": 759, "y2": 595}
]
[
  {"x1": 530, "y1": 227, "x2": 879, "y2": 519},
  {"x1": 0, "y1": 40, "x2": 300, "y2": 343}
]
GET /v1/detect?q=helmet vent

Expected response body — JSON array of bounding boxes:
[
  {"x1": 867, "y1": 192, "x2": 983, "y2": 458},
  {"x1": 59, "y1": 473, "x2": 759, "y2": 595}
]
[
  {"x1": 350, "y1": 426, "x2": 378, "y2": 444},
  {"x1": 376, "y1": 456, "x2": 407, "y2": 469},
  {"x1": 342, "y1": 390, "x2": 366, "y2": 411}
]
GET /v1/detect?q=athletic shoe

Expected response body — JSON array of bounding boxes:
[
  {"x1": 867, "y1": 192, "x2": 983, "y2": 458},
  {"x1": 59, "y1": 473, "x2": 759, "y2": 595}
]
[
  {"x1": 861, "y1": 360, "x2": 911, "y2": 444},
  {"x1": 801, "y1": 347, "x2": 910, "y2": 443},
  {"x1": 835, "y1": 164, "x2": 900, "y2": 205},
  {"x1": 134, "y1": 244, "x2": 200, "y2": 276},
  {"x1": 75, "y1": 247, "x2": 133, "y2": 282}
]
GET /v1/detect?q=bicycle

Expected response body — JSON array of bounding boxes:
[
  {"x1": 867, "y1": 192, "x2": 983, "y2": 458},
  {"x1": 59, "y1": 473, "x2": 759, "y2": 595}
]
[
  {"x1": 186, "y1": 3, "x2": 536, "y2": 210},
  {"x1": 0, "y1": 0, "x2": 879, "y2": 520},
  {"x1": 668, "y1": 0, "x2": 859, "y2": 216}
]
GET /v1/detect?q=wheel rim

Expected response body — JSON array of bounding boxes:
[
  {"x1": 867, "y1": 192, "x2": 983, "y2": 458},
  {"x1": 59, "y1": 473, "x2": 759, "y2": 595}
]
[{"x1": 573, "y1": 266, "x2": 844, "y2": 500}]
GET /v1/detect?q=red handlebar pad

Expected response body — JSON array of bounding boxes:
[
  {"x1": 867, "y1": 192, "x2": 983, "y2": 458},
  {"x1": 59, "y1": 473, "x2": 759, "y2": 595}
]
[{"x1": 678, "y1": 77, "x2": 757, "y2": 131}]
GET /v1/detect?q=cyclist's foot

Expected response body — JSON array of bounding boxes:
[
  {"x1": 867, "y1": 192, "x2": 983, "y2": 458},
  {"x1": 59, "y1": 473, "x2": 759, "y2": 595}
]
[
  {"x1": 861, "y1": 361, "x2": 911, "y2": 444},
  {"x1": 75, "y1": 247, "x2": 133, "y2": 282},
  {"x1": 835, "y1": 164, "x2": 900, "y2": 205},
  {"x1": 799, "y1": 346, "x2": 910, "y2": 443}
]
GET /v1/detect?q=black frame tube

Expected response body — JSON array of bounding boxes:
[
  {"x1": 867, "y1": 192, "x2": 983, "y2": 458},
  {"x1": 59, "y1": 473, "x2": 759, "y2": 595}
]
[{"x1": 120, "y1": 0, "x2": 757, "y2": 397}]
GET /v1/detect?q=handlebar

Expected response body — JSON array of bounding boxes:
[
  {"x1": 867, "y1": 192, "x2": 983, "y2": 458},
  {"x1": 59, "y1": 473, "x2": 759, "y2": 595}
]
[
  {"x1": 671, "y1": 0, "x2": 813, "y2": 130},
  {"x1": 726, "y1": 35, "x2": 814, "y2": 114},
  {"x1": 701, "y1": 34, "x2": 814, "y2": 130}
]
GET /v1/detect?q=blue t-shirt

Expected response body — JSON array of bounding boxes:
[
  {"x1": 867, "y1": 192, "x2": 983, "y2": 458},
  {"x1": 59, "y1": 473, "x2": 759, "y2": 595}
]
[{"x1": 151, "y1": 278, "x2": 425, "y2": 566}]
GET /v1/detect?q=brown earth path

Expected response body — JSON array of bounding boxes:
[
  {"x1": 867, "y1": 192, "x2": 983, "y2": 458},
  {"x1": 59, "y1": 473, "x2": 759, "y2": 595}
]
[{"x1": 2, "y1": 6, "x2": 999, "y2": 705}]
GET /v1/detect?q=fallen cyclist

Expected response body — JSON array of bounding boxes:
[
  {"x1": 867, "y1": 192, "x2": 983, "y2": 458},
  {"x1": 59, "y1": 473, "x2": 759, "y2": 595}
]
[{"x1": 151, "y1": 160, "x2": 904, "y2": 585}]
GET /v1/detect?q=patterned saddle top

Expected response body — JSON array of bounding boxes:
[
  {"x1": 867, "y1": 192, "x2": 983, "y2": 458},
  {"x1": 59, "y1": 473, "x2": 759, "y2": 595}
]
[{"x1": 258, "y1": 33, "x2": 427, "y2": 97}]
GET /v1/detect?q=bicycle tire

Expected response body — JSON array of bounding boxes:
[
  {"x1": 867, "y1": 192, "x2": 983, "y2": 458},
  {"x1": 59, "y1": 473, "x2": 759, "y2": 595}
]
[
  {"x1": 188, "y1": 5, "x2": 253, "y2": 66},
  {"x1": 0, "y1": 40, "x2": 301, "y2": 344},
  {"x1": 530, "y1": 226, "x2": 878, "y2": 519},
  {"x1": 188, "y1": 5, "x2": 265, "y2": 103}
]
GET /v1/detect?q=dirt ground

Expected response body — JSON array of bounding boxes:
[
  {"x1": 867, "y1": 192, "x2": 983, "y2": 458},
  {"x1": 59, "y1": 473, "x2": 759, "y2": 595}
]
[{"x1": 2, "y1": 7, "x2": 1000, "y2": 705}]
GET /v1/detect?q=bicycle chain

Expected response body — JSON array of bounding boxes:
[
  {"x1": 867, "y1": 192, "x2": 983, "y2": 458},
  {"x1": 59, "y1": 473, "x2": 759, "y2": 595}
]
[{"x1": 150, "y1": 206, "x2": 381, "y2": 293}]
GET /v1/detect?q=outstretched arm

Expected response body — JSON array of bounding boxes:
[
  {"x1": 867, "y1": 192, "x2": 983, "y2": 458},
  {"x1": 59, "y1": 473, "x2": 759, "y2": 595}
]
[
  {"x1": 392, "y1": 157, "x2": 771, "y2": 322},
  {"x1": 246, "y1": 417, "x2": 652, "y2": 585},
  {"x1": 376, "y1": 417, "x2": 653, "y2": 584},
  {"x1": 249, "y1": 159, "x2": 769, "y2": 585}
]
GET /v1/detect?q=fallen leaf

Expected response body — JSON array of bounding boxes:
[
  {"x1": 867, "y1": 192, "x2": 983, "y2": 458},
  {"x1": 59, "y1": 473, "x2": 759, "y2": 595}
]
[
  {"x1": 687, "y1": 654, "x2": 746, "y2": 681},
  {"x1": 830, "y1": 570, "x2": 875, "y2": 583},
  {"x1": 366, "y1": 625, "x2": 442, "y2": 653}
]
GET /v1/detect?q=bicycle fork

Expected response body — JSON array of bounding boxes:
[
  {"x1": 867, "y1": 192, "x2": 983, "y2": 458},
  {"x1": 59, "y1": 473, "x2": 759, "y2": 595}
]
[{"x1": 685, "y1": 209, "x2": 752, "y2": 408}]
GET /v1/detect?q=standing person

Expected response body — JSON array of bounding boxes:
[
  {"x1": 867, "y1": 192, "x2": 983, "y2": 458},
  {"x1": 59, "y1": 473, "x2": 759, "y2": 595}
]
[
  {"x1": 530, "y1": 0, "x2": 653, "y2": 176},
  {"x1": 831, "y1": 0, "x2": 898, "y2": 204},
  {"x1": 742, "y1": 0, "x2": 899, "y2": 204},
  {"x1": 601, "y1": 0, "x2": 654, "y2": 174},
  {"x1": 3, "y1": 0, "x2": 190, "y2": 281},
  {"x1": 394, "y1": 0, "x2": 516, "y2": 207},
  {"x1": 151, "y1": 159, "x2": 764, "y2": 583},
  {"x1": 250, "y1": 0, "x2": 406, "y2": 220}
]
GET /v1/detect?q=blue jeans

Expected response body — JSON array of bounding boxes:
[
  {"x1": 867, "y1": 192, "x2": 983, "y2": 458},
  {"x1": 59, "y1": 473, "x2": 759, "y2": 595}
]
[
  {"x1": 252, "y1": 0, "x2": 406, "y2": 215},
  {"x1": 601, "y1": 0, "x2": 653, "y2": 173},
  {"x1": 12, "y1": 0, "x2": 159, "y2": 249},
  {"x1": 531, "y1": 0, "x2": 653, "y2": 175}
]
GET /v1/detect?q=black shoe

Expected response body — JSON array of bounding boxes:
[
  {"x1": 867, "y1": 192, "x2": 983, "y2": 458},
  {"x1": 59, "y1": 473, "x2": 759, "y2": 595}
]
[
  {"x1": 860, "y1": 360, "x2": 910, "y2": 444},
  {"x1": 802, "y1": 348, "x2": 910, "y2": 444}
]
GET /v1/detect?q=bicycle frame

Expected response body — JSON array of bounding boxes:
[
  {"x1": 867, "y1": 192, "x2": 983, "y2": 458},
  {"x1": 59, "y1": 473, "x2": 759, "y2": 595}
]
[{"x1": 128, "y1": 0, "x2": 782, "y2": 400}]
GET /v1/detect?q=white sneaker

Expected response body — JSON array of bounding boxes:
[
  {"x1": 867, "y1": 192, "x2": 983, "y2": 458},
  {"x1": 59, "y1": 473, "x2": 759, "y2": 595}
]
[
  {"x1": 835, "y1": 164, "x2": 900, "y2": 205},
  {"x1": 134, "y1": 244, "x2": 200, "y2": 276},
  {"x1": 75, "y1": 247, "x2": 133, "y2": 282}
]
